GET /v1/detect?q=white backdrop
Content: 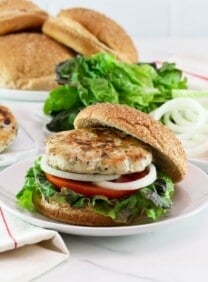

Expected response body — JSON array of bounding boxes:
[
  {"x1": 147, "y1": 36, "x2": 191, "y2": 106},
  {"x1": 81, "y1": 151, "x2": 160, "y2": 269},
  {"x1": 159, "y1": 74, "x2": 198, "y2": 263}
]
[{"x1": 33, "y1": 0, "x2": 208, "y2": 38}]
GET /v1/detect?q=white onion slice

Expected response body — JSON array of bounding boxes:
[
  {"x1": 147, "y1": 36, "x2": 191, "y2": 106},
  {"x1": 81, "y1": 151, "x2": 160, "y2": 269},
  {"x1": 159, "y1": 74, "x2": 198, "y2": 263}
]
[
  {"x1": 151, "y1": 98, "x2": 207, "y2": 139},
  {"x1": 163, "y1": 112, "x2": 186, "y2": 133},
  {"x1": 40, "y1": 155, "x2": 120, "y2": 182},
  {"x1": 151, "y1": 98, "x2": 208, "y2": 157},
  {"x1": 151, "y1": 98, "x2": 206, "y2": 121},
  {"x1": 93, "y1": 164, "x2": 156, "y2": 190},
  {"x1": 172, "y1": 109, "x2": 196, "y2": 126}
]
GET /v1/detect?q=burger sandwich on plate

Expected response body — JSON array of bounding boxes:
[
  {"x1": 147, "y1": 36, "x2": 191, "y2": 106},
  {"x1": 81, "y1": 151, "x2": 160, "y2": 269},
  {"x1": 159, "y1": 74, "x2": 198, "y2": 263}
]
[{"x1": 16, "y1": 103, "x2": 187, "y2": 226}]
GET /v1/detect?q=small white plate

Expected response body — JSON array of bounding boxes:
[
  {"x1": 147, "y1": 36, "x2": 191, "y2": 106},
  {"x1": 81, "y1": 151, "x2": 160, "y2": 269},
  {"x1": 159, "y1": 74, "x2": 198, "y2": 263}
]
[
  {"x1": 35, "y1": 106, "x2": 51, "y2": 123},
  {"x1": 35, "y1": 109, "x2": 54, "y2": 136},
  {"x1": 0, "y1": 89, "x2": 49, "y2": 102},
  {"x1": 0, "y1": 125, "x2": 39, "y2": 167},
  {"x1": 0, "y1": 159, "x2": 207, "y2": 236},
  {"x1": 35, "y1": 108, "x2": 68, "y2": 136}
]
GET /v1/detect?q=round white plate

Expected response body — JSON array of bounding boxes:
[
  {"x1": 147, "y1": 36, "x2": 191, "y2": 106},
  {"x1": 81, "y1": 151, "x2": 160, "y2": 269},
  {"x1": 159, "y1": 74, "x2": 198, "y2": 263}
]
[
  {"x1": 35, "y1": 109, "x2": 55, "y2": 136},
  {"x1": 0, "y1": 159, "x2": 208, "y2": 236},
  {"x1": 0, "y1": 125, "x2": 39, "y2": 167},
  {"x1": 35, "y1": 109, "x2": 51, "y2": 123},
  {"x1": 0, "y1": 89, "x2": 49, "y2": 102}
]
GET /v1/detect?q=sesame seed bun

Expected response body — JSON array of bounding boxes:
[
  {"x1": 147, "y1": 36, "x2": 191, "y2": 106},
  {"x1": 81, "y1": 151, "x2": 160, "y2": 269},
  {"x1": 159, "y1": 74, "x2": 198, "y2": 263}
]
[
  {"x1": 42, "y1": 16, "x2": 119, "y2": 59},
  {"x1": 42, "y1": 8, "x2": 138, "y2": 63},
  {"x1": 58, "y1": 8, "x2": 138, "y2": 63},
  {"x1": 74, "y1": 103, "x2": 187, "y2": 183},
  {"x1": 33, "y1": 193, "x2": 119, "y2": 226},
  {"x1": 0, "y1": 0, "x2": 48, "y2": 35},
  {"x1": 0, "y1": 32, "x2": 75, "y2": 90}
]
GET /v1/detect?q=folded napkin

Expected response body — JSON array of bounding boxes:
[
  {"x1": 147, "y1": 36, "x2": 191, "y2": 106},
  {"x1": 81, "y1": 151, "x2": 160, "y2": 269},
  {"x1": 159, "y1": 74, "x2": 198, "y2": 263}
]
[{"x1": 0, "y1": 206, "x2": 69, "y2": 282}]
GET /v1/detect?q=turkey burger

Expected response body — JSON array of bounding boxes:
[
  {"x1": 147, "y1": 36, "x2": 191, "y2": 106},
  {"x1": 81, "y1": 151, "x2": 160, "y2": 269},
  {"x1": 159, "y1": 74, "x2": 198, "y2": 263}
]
[{"x1": 16, "y1": 103, "x2": 187, "y2": 226}]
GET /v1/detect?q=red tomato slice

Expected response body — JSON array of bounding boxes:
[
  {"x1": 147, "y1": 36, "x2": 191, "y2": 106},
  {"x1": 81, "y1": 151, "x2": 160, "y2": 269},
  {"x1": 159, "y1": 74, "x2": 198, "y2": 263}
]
[
  {"x1": 112, "y1": 169, "x2": 148, "y2": 183},
  {"x1": 45, "y1": 171, "x2": 146, "y2": 199}
]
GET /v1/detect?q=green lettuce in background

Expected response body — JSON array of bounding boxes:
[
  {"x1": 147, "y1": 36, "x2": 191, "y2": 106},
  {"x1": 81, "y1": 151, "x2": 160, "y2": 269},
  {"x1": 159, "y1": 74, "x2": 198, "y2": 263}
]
[
  {"x1": 16, "y1": 157, "x2": 174, "y2": 223},
  {"x1": 43, "y1": 53, "x2": 187, "y2": 132}
]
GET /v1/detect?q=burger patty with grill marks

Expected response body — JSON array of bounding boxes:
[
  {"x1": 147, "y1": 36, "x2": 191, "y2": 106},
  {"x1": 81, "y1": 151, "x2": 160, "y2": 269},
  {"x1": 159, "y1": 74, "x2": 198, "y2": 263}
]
[
  {"x1": 45, "y1": 128, "x2": 152, "y2": 175},
  {"x1": 0, "y1": 105, "x2": 18, "y2": 153}
]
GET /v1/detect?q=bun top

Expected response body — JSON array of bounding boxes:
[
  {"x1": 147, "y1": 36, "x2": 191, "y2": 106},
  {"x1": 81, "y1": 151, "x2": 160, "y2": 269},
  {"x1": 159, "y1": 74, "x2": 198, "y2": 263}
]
[
  {"x1": 74, "y1": 103, "x2": 187, "y2": 183},
  {"x1": 58, "y1": 8, "x2": 138, "y2": 63},
  {"x1": 0, "y1": 0, "x2": 48, "y2": 35},
  {"x1": 42, "y1": 16, "x2": 121, "y2": 60},
  {"x1": 0, "y1": 32, "x2": 75, "y2": 90},
  {"x1": 42, "y1": 7, "x2": 138, "y2": 63}
]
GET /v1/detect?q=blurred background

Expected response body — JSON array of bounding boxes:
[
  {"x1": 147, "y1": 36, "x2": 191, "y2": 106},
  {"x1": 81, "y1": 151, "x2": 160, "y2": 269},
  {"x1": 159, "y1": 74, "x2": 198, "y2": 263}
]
[{"x1": 33, "y1": 0, "x2": 208, "y2": 38}]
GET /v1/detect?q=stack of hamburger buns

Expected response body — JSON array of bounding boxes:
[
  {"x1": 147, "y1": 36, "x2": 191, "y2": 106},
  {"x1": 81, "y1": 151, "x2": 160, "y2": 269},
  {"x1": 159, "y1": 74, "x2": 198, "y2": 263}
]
[{"x1": 0, "y1": 0, "x2": 138, "y2": 91}]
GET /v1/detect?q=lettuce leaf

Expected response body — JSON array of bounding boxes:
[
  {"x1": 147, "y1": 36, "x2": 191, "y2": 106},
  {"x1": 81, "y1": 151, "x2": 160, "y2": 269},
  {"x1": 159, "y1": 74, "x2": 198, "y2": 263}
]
[
  {"x1": 16, "y1": 157, "x2": 174, "y2": 223},
  {"x1": 16, "y1": 156, "x2": 57, "y2": 211},
  {"x1": 43, "y1": 53, "x2": 187, "y2": 132}
]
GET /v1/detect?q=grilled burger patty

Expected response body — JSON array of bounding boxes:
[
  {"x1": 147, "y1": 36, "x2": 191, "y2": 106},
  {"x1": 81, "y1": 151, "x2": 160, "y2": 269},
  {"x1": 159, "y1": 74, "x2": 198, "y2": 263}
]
[
  {"x1": 45, "y1": 128, "x2": 152, "y2": 175},
  {"x1": 0, "y1": 105, "x2": 18, "y2": 153}
]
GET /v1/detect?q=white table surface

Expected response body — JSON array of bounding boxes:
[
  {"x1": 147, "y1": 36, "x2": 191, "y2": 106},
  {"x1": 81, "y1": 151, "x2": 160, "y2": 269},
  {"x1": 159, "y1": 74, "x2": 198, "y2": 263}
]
[{"x1": 1, "y1": 38, "x2": 208, "y2": 282}]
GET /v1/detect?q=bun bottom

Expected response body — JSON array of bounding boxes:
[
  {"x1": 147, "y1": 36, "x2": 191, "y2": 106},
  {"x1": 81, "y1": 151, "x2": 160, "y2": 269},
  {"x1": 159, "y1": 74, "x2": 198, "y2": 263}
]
[{"x1": 33, "y1": 193, "x2": 120, "y2": 226}]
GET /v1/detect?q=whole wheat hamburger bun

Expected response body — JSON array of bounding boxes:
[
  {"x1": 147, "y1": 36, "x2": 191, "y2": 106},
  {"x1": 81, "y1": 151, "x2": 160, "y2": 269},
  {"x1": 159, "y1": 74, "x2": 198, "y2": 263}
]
[
  {"x1": 0, "y1": 0, "x2": 48, "y2": 35},
  {"x1": 74, "y1": 103, "x2": 187, "y2": 183},
  {"x1": 42, "y1": 7, "x2": 138, "y2": 63},
  {"x1": 33, "y1": 194, "x2": 118, "y2": 226},
  {"x1": 43, "y1": 16, "x2": 120, "y2": 60},
  {"x1": 58, "y1": 8, "x2": 138, "y2": 63},
  {"x1": 0, "y1": 32, "x2": 76, "y2": 90}
]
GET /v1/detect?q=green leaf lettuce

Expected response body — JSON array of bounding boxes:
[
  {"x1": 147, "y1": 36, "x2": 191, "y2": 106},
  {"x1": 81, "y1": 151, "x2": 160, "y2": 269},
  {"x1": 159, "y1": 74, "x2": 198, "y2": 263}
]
[
  {"x1": 16, "y1": 157, "x2": 174, "y2": 224},
  {"x1": 43, "y1": 53, "x2": 187, "y2": 132}
]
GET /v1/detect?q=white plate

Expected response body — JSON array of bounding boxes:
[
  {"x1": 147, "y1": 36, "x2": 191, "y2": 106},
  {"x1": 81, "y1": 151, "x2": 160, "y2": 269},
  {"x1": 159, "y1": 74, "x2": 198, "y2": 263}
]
[
  {"x1": 0, "y1": 125, "x2": 39, "y2": 167},
  {"x1": 189, "y1": 157, "x2": 208, "y2": 173},
  {"x1": 0, "y1": 160, "x2": 208, "y2": 236},
  {"x1": 35, "y1": 109, "x2": 54, "y2": 136},
  {"x1": 0, "y1": 89, "x2": 49, "y2": 102},
  {"x1": 35, "y1": 109, "x2": 51, "y2": 123}
]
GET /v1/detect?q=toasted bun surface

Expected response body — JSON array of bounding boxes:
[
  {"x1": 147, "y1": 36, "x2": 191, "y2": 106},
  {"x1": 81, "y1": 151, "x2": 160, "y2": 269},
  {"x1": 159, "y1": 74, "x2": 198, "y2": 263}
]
[
  {"x1": 0, "y1": 32, "x2": 75, "y2": 90},
  {"x1": 74, "y1": 103, "x2": 187, "y2": 183},
  {"x1": 0, "y1": 0, "x2": 48, "y2": 35},
  {"x1": 0, "y1": 105, "x2": 18, "y2": 153},
  {"x1": 42, "y1": 8, "x2": 138, "y2": 63},
  {"x1": 33, "y1": 193, "x2": 119, "y2": 226}
]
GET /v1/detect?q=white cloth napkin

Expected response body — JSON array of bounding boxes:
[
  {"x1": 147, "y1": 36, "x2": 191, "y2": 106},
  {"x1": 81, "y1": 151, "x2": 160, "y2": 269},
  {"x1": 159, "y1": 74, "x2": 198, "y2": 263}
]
[{"x1": 0, "y1": 206, "x2": 69, "y2": 282}]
